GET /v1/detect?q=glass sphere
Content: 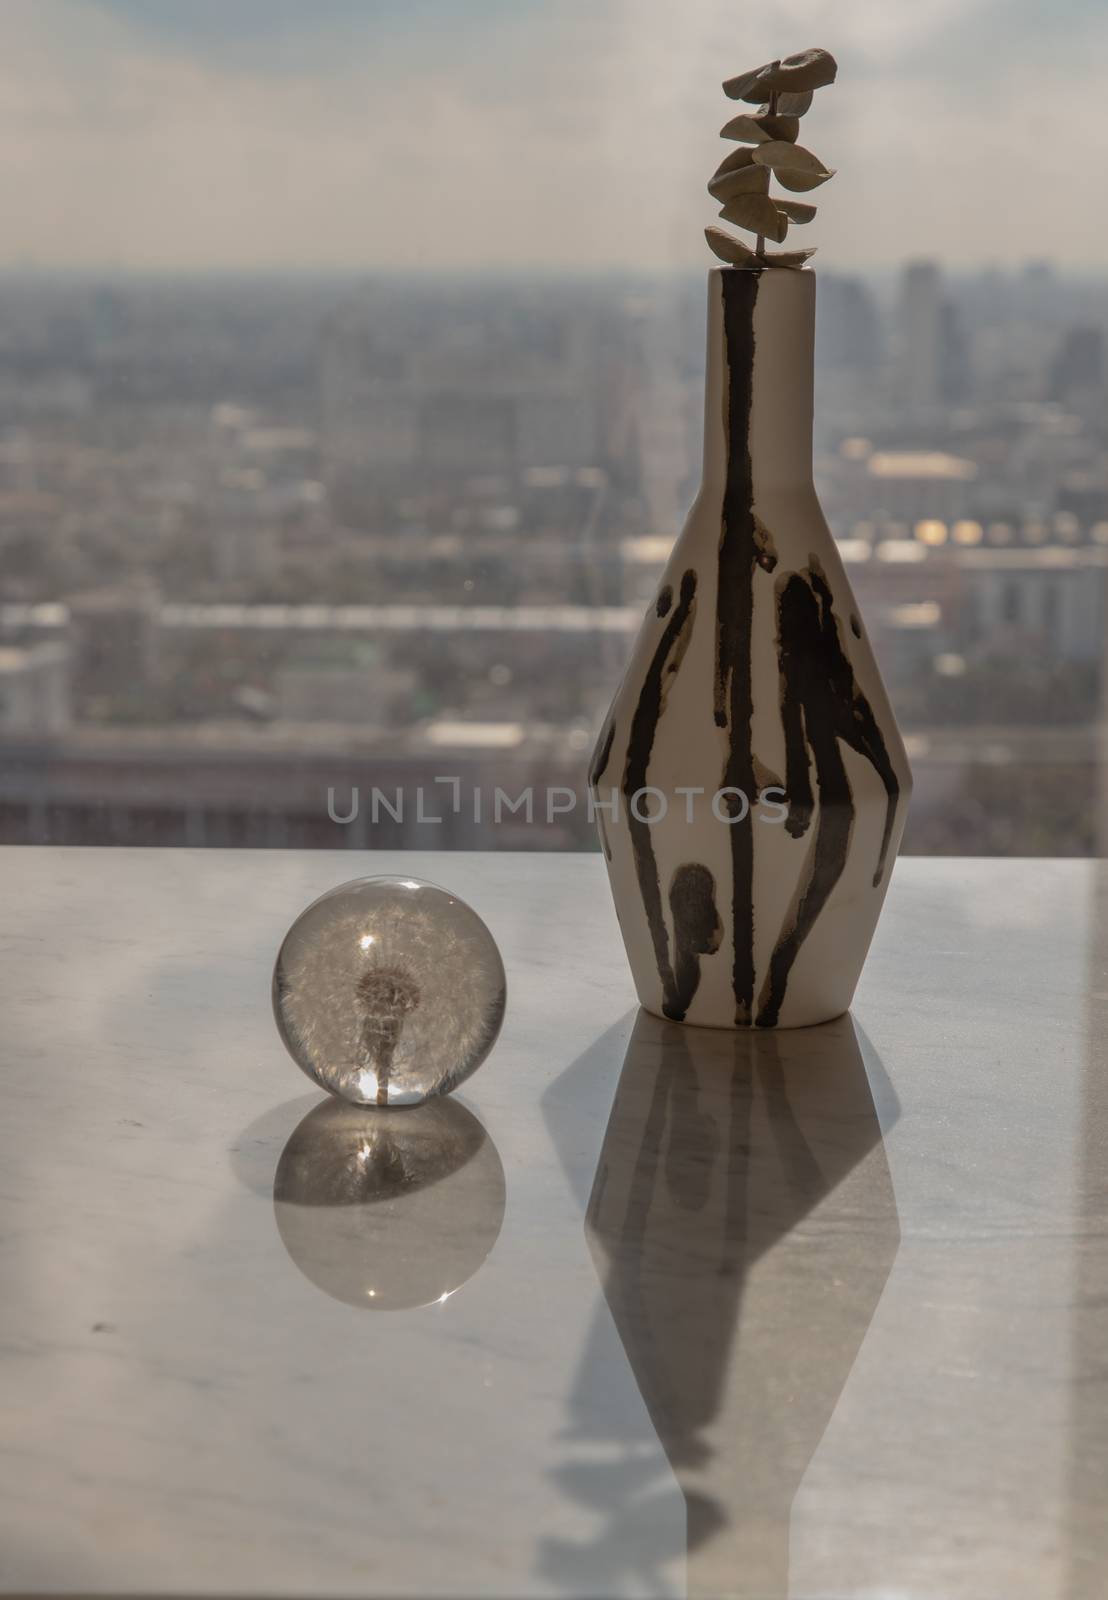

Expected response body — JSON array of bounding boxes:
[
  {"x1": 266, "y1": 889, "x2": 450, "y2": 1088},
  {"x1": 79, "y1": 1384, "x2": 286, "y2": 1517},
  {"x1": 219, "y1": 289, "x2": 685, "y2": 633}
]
[
  {"x1": 273, "y1": 1096, "x2": 506, "y2": 1309},
  {"x1": 273, "y1": 876, "x2": 506, "y2": 1107}
]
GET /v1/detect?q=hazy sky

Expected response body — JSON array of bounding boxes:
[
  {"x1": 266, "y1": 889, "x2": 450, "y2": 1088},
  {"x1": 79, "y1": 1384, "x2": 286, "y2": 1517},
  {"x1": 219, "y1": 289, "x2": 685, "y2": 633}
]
[{"x1": 1, "y1": 0, "x2": 1105, "y2": 273}]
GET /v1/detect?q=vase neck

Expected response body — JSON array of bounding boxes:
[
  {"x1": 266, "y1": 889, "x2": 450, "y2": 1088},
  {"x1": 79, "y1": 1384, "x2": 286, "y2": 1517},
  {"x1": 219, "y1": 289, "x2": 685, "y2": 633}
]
[{"x1": 701, "y1": 266, "x2": 816, "y2": 495}]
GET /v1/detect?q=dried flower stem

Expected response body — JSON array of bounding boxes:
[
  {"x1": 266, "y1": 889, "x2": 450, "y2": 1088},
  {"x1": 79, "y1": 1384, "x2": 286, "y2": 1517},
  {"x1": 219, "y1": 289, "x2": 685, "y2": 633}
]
[
  {"x1": 755, "y1": 87, "x2": 779, "y2": 261},
  {"x1": 707, "y1": 48, "x2": 835, "y2": 269}
]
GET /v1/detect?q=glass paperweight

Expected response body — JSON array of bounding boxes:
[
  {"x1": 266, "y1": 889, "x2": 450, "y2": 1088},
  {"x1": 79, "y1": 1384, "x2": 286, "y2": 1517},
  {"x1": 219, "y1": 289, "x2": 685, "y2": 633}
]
[{"x1": 273, "y1": 876, "x2": 506, "y2": 1107}]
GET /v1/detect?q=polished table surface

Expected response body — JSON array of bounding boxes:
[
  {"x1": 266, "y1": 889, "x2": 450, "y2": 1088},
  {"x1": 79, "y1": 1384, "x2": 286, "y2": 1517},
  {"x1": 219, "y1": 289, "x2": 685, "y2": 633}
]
[{"x1": 1, "y1": 847, "x2": 1106, "y2": 1599}]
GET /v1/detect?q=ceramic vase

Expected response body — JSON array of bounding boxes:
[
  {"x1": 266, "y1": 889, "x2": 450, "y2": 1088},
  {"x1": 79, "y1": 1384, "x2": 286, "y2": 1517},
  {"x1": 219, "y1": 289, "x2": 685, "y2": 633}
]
[{"x1": 589, "y1": 266, "x2": 912, "y2": 1029}]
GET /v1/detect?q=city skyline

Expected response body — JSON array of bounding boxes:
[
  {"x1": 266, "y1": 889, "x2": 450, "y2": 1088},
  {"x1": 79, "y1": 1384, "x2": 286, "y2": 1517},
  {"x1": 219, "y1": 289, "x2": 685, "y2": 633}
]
[
  {"x1": 3, "y1": 0, "x2": 1108, "y2": 272},
  {"x1": 0, "y1": 253, "x2": 1105, "y2": 859}
]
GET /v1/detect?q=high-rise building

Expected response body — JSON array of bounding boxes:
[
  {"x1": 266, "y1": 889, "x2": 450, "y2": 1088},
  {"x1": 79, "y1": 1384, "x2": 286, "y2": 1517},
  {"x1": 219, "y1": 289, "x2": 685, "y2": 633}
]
[
  {"x1": 939, "y1": 298, "x2": 971, "y2": 406},
  {"x1": 894, "y1": 260, "x2": 975, "y2": 413},
  {"x1": 816, "y1": 275, "x2": 883, "y2": 372},
  {"x1": 895, "y1": 260, "x2": 943, "y2": 414},
  {"x1": 1050, "y1": 325, "x2": 1106, "y2": 408}
]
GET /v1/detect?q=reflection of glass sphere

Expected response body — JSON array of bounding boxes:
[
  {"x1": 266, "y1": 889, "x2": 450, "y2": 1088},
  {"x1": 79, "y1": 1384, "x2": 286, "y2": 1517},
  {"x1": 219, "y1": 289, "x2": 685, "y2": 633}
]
[
  {"x1": 273, "y1": 1097, "x2": 506, "y2": 1309},
  {"x1": 272, "y1": 876, "x2": 506, "y2": 1106}
]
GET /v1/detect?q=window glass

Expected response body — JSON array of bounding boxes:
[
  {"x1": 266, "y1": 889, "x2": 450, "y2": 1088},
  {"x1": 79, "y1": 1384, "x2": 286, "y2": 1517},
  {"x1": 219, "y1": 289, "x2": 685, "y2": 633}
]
[{"x1": 1, "y1": 2, "x2": 1102, "y2": 855}]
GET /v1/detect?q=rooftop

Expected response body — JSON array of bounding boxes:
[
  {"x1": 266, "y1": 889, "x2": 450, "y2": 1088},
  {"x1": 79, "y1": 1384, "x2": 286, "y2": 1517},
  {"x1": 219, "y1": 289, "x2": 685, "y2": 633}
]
[{"x1": 867, "y1": 451, "x2": 979, "y2": 481}]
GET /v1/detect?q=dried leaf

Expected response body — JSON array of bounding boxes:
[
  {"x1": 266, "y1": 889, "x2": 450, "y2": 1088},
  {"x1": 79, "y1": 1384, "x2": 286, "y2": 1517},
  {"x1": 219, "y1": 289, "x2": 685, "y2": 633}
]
[
  {"x1": 752, "y1": 140, "x2": 829, "y2": 175},
  {"x1": 704, "y1": 227, "x2": 758, "y2": 266},
  {"x1": 720, "y1": 112, "x2": 799, "y2": 145},
  {"x1": 761, "y1": 247, "x2": 816, "y2": 268},
  {"x1": 770, "y1": 90, "x2": 813, "y2": 116},
  {"x1": 711, "y1": 145, "x2": 756, "y2": 175},
  {"x1": 722, "y1": 64, "x2": 770, "y2": 103},
  {"x1": 752, "y1": 140, "x2": 834, "y2": 191},
  {"x1": 708, "y1": 162, "x2": 771, "y2": 202},
  {"x1": 723, "y1": 49, "x2": 837, "y2": 104},
  {"x1": 718, "y1": 193, "x2": 788, "y2": 243},
  {"x1": 761, "y1": 49, "x2": 837, "y2": 94},
  {"x1": 776, "y1": 199, "x2": 817, "y2": 223},
  {"x1": 774, "y1": 165, "x2": 834, "y2": 193}
]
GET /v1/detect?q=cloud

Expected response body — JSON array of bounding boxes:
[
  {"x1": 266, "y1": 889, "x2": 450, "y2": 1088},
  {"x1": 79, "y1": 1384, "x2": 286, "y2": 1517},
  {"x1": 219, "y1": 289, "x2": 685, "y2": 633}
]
[{"x1": 0, "y1": 0, "x2": 1105, "y2": 271}]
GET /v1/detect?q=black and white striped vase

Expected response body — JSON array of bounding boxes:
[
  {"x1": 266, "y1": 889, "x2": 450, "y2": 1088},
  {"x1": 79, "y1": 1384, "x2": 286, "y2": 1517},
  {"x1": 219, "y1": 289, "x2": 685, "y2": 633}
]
[{"x1": 589, "y1": 266, "x2": 912, "y2": 1029}]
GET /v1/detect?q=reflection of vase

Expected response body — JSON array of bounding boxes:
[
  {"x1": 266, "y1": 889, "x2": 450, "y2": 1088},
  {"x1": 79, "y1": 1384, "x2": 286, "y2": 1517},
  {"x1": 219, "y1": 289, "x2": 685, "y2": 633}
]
[
  {"x1": 554, "y1": 1009, "x2": 900, "y2": 1598},
  {"x1": 589, "y1": 267, "x2": 912, "y2": 1028}
]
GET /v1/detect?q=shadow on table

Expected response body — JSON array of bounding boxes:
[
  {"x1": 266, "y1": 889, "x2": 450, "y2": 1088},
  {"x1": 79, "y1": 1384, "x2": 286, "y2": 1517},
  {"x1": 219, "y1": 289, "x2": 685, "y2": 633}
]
[
  {"x1": 540, "y1": 1008, "x2": 901, "y2": 1598},
  {"x1": 231, "y1": 1094, "x2": 506, "y2": 1310},
  {"x1": 230, "y1": 1091, "x2": 322, "y2": 1196}
]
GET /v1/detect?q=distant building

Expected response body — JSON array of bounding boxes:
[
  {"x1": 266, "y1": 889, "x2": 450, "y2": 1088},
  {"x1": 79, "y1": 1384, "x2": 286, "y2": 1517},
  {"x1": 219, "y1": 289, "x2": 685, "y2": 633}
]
[
  {"x1": 1016, "y1": 260, "x2": 1058, "y2": 322},
  {"x1": 1050, "y1": 325, "x2": 1106, "y2": 408},
  {"x1": 939, "y1": 299, "x2": 971, "y2": 405},
  {"x1": 895, "y1": 261, "x2": 943, "y2": 414},
  {"x1": 816, "y1": 275, "x2": 882, "y2": 371},
  {"x1": 67, "y1": 585, "x2": 162, "y2": 711},
  {"x1": 894, "y1": 261, "x2": 970, "y2": 412},
  {"x1": 0, "y1": 641, "x2": 70, "y2": 733},
  {"x1": 317, "y1": 287, "x2": 637, "y2": 488},
  {"x1": 831, "y1": 446, "x2": 979, "y2": 526},
  {"x1": 274, "y1": 642, "x2": 415, "y2": 725}
]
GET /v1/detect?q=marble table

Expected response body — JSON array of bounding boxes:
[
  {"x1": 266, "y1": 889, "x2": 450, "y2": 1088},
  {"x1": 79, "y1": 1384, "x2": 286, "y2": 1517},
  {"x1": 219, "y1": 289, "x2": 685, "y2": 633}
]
[{"x1": 1, "y1": 848, "x2": 1106, "y2": 1599}]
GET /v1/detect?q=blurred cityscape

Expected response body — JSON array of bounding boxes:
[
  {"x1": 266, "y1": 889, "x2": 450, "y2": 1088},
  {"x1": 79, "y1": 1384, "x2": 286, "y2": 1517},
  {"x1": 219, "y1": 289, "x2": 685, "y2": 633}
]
[{"x1": 1, "y1": 261, "x2": 1106, "y2": 853}]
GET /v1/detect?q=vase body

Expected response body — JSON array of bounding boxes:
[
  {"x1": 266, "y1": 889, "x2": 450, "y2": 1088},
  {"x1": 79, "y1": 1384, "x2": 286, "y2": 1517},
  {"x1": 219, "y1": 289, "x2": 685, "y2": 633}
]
[{"x1": 589, "y1": 266, "x2": 912, "y2": 1029}]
